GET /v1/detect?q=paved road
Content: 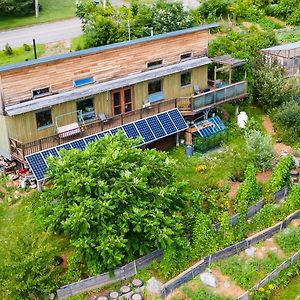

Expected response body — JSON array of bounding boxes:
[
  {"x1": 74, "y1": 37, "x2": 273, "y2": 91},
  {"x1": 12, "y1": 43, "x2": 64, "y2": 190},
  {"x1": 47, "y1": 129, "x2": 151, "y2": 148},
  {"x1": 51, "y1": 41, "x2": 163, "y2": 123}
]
[
  {"x1": 0, "y1": 0, "x2": 200, "y2": 49},
  {"x1": 0, "y1": 18, "x2": 82, "y2": 49}
]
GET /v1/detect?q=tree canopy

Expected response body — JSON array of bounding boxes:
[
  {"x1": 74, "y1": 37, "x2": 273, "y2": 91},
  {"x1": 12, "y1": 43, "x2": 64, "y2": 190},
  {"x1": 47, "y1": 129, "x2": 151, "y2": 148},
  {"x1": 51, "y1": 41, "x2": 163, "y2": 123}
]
[
  {"x1": 0, "y1": 0, "x2": 34, "y2": 16},
  {"x1": 76, "y1": 0, "x2": 194, "y2": 48},
  {"x1": 38, "y1": 133, "x2": 186, "y2": 274}
]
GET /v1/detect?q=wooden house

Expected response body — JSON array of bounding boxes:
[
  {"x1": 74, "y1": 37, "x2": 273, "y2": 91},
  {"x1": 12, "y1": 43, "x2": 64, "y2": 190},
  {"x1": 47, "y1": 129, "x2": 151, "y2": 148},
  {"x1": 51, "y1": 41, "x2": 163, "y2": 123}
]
[{"x1": 0, "y1": 23, "x2": 248, "y2": 163}]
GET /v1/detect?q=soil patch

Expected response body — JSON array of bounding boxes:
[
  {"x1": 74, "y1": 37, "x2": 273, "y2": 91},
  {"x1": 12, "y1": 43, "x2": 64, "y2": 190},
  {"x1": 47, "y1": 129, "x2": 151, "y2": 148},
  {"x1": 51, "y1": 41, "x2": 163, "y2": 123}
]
[
  {"x1": 263, "y1": 116, "x2": 275, "y2": 136},
  {"x1": 211, "y1": 268, "x2": 245, "y2": 298},
  {"x1": 42, "y1": 40, "x2": 72, "y2": 58},
  {"x1": 165, "y1": 289, "x2": 186, "y2": 300},
  {"x1": 290, "y1": 219, "x2": 300, "y2": 228},
  {"x1": 266, "y1": 16, "x2": 288, "y2": 27},
  {"x1": 256, "y1": 170, "x2": 272, "y2": 183},
  {"x1": 228, "y1": 181, "x2": 242, "y2": 199}
]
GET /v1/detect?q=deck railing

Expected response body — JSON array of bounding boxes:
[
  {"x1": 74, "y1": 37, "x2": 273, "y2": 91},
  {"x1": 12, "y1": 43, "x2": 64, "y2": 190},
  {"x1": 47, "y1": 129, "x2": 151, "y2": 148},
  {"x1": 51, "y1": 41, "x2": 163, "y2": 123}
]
[{"x1": 10, "y1": 81, "x2": 248, "y2": 162}]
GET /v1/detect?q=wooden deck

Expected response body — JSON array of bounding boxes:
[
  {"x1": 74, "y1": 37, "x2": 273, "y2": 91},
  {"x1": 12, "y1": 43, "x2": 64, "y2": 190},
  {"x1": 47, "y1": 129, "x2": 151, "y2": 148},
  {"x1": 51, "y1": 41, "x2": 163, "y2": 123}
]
[{"x1": 10, "y1": 81, "x2": 248, "y2": 163}]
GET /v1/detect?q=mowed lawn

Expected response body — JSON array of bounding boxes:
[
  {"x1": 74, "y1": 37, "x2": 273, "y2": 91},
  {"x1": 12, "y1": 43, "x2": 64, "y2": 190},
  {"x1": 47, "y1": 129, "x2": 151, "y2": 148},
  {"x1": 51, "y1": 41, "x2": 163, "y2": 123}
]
[
  {"x1": 0, "y1": 44, "x2": 45, "y2": 66},
  {"x1": 0, "y1": 0, "x2": 76, "y2": 30}
]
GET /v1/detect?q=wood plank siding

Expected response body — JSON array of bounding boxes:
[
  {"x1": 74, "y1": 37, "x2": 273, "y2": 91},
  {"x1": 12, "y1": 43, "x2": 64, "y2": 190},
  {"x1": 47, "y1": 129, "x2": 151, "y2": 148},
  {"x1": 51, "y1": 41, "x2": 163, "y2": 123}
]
[
  {"x1": 5, "y1": 67, "x2": 207, "y2": 143},
  {"x1": 0, "y1": 30, "x2": 209, "y2": 107}
]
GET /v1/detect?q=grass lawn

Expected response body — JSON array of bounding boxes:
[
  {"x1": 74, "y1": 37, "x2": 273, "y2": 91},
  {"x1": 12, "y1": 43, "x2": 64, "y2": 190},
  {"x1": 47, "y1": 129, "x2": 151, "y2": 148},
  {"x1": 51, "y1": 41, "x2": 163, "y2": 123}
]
[
  {"x1": 0, "y1": 44, "x2": 45, "y2": 66},
  {"x1": 167, "y1": 104, "x2": 265, "y2": 191},
  {"x1": 0, "y1": 0, "x2": 76, "y2": 30},
  {"x1": 271, "y1": 275, "x2": 300, "y2": 300}
]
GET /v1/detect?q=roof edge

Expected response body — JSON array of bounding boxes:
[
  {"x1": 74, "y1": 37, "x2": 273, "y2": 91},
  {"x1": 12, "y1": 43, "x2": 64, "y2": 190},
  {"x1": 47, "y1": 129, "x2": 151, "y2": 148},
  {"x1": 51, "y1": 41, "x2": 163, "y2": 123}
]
[{"x1": 0, "y1": 23, "x2": 219, "y2": 73}]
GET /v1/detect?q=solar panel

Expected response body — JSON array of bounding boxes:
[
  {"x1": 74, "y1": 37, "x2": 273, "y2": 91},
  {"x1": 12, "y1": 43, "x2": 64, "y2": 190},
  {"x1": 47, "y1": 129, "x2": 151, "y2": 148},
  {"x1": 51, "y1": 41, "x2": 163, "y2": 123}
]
[
  {"x1": 110, "y1": 127, "x2": 125, "y2": 135},
  {"x1": 84, "y1": 134, "x2": 99, "y2": 144},
  {"x1": 157, "y1": 112, "x2": 177, "y2": 134},
  {"x1": 195, "y1": 116, "x2": 226, "y2": 138},
  {"x1": 70, "y1": 139, "x2": 87, "y2": 150},
  {"x1": 97, "y1": 130, "x2": 111, "y2": 139},
  {"x1": 168, "y1": 109, "x2": 188, "y2": 131},
  {"x1": 135, "y1": 119, "x2": 156, "y2": 143},
  {"x1": 41, "y1": 148, "x2": 59, "y2": 159},
  {"x1": 26, "y1": 153, "x2": 48, "y2": 181},
  {"x1": 26, "y1": 108, "x2": 188, "y2": 181},
  {"x1": 123, "y1": 123, "x2": 141, "y2": 139},
  {"x1": 56, "y1": 143, "x2": 72, "y2": 152},
  {"x1": 146, "y1": 116, "x2": 166, "y2": 139}
]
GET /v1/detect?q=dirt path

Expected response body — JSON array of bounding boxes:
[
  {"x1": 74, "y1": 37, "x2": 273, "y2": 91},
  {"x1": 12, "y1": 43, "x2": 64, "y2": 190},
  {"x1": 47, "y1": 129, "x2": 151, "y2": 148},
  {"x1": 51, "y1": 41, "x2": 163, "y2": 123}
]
[{"x1": 263, "y1": 116, "x2": 293, "y2": 156}]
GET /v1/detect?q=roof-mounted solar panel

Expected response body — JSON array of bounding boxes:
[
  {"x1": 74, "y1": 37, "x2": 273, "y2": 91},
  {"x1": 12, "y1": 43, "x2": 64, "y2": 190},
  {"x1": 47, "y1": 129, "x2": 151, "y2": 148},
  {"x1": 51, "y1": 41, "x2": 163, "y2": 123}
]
[{"x1": 26, "y1": 108, "x2": 188, "y2": 181}]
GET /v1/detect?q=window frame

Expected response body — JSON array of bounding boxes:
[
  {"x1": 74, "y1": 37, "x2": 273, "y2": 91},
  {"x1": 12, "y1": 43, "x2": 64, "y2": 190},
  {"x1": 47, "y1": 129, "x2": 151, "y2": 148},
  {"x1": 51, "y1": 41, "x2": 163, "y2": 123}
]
[
  {"x1": 35, "y1": 108, "x2": 53, "y2": 130},
  {"x1": 76, "y1": 98, "x2": 96, "y2": 122},
  {"x1": 32, "y1": 86, "x2": 51, "y2": 99},
  {"x1": 147, "y1": 79, "x2": 164, "y2": 103},
  {"x1": 180, "y1": 52, "x2": 193, "y2": 61},
  {"x1": 147, "y1": 59, "x2": 164, "y2": 69},
  {"x1": 73, "y1": 76, "x2": 95, "y2": 88},
  {"x1": 180, "y1": 71, "x2": 192, "y2": 87}
]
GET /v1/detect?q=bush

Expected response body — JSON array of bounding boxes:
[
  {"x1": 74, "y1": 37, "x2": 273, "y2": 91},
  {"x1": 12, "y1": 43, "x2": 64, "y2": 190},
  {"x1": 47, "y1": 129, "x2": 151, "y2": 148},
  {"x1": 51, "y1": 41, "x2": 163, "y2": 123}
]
[
  {"x1": 276, "y1": 227, "x2": 300, "y2": 255},
  {"x1": 245, "y1": 129, "x2": 275, "y2": 172},
  {"x1": 235, "y1": 164, "x2": 262, "y2": 210},
  {"x1": 23, "y1": 43, "x2": 31, "y2": 51},
  {"x1": 265, "y1": 155, "x2": 295, "y2": 196},
  {"x1": 273, "y1": 101, "x2": 300, "y2": 145},
  {"x1": 3, "y1": 43, "x2": 13, "y2": 55}
]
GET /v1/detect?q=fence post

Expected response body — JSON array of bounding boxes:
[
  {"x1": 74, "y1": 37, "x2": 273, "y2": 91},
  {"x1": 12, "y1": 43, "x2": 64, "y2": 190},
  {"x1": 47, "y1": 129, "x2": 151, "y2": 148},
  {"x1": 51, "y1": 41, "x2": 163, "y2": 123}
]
[
  {"x1": 208, "y1": 255, "x2": 212, "y2": 268},
  {"x1": 134, "y1": 260, "x2": 137, "y2": 275}
]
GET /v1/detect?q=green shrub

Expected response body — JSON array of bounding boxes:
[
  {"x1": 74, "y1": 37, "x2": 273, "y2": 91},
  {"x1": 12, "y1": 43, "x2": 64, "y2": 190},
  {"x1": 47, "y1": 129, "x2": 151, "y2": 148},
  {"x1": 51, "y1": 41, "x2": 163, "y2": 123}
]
[
  {"x1": 23, "y1": 43, "x2": 31, "y2": 51},
  {"x1": 273, "y1": 101, "x2": 300, "y2": 145},
  {"x1": 245, "y1": 130, "x2": 275, "y2": 172},
  {"x1": 265, "y1": 155, "x2": 295, "y2": 196},
  {"x1": 276, "y1": 227, "x2": 300, "y2": 255},
  {"x1": 235, "y1": 164, "x2": 262, "y2": 210},
  {"x1": 3, "y1": 43, "x2": 13, "y2": 55},
  {"x1": 193, "y1": 131, "x2": 227, "y2": 153}
]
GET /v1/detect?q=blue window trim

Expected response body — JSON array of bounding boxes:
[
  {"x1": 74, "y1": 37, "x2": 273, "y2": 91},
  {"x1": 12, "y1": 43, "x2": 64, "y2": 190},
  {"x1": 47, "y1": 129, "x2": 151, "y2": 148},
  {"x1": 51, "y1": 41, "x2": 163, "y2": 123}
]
[
  {"x1": 73, "y1": 77, "x2": 95, "y2": 87},
  {"x1": 148, "y1": 91, "x2": 165, "y2": 103}
]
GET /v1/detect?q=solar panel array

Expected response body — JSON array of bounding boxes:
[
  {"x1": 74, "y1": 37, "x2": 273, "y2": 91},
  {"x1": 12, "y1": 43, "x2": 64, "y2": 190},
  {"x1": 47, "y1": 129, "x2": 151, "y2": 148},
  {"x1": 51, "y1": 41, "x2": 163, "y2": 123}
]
[
  {"x1": 195, "y1": 116, "x2": 226, "y2": 138},
  {"x1": 26, "y1": 108, "x2": 188, "y2": 181}
]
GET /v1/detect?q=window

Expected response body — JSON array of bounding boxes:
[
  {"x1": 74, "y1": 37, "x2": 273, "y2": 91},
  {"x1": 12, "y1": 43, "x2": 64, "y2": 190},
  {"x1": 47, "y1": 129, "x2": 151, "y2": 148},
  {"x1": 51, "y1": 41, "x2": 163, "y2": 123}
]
[
  {"x1": 181, "y1": 72, "x2": 191, "y2": 87},
  {"x1": 32, "y1": 87, "x2": 50, "y2": 98},
  {"x1": 147, "y1": 60, "x2": 163, "y2": 69},
  {"x1": 77, "y1": 98, "x2": 96, "y2": 122},
  {"x1": 74, "y1": 76, "x2": 94, "y2": 87},
  {"x1": 148, "y1": 80, "x2": 164, "y2": 103},
  {"x1": 180, "y1": 53, "x2": 192, "y2": 60},
  {"x1": 36, "y1": 109, "x2": 52, "y2": 129}
]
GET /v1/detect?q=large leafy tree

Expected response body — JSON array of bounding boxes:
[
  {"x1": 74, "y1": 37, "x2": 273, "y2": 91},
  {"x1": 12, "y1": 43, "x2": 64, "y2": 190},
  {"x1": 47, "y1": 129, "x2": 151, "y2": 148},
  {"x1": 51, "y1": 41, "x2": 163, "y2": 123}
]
[
  {"x1": 0, "y1": 0, "x2": 34, "y2": 16},
  {"x1": 39, "y1": 133, "x2": 186, "y2": 274},
  {"x1": 76, "y1": 0, "x2": 193, "y2": 48}
]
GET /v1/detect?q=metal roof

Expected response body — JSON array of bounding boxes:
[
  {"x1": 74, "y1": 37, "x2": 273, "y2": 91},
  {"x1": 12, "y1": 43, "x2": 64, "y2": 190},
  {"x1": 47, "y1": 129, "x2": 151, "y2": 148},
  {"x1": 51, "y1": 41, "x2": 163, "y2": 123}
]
[
  {"x1": 262, "y1": 41, "x2": 300, "y2": 52},
  {"x1": 5, "y1": 56, "x2": 212, "y2": 116},
  {"x1": 0, "y1": 23, "x2": 219, "y2": 73},
  {"x1": 212, "y1": 55, "x2": 247, "y2": 68}
]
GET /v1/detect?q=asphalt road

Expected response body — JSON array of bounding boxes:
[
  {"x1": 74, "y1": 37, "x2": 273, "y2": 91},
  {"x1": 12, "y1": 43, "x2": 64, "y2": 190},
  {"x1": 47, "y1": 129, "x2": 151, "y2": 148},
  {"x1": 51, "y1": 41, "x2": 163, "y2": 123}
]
[
  {"x1": 0, "y1": 18, "x2": 82, "y2": 49},
  {"x1": 0, "y1": 0, "x2": 200, "y2": 49}
]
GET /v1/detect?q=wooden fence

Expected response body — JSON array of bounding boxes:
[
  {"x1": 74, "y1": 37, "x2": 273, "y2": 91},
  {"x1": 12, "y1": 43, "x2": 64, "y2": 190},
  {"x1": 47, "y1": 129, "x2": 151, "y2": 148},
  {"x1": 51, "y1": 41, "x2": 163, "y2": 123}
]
[
  {"x1": 237, "y1": 250, "x2": 300, "y2": 300},
  {"x1": 56, "y1": 188, "x2": 287, "y2": 299},
  {"x1": 160, "y1": 209, "x2": 300, "y2": 297}
]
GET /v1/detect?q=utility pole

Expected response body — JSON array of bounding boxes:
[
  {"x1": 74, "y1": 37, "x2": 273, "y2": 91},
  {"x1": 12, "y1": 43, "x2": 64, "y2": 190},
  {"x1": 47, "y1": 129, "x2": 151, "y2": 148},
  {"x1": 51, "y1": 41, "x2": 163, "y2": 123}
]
[
  {"x1": 127, "y1": 20, "x2": 131, "y2": 41},
  {"x1": 35, "y1": 0, "x2": 39, "y2": 18},
  {"x1": 103, "y1": 0, "x2": 106, "y2": 9}
]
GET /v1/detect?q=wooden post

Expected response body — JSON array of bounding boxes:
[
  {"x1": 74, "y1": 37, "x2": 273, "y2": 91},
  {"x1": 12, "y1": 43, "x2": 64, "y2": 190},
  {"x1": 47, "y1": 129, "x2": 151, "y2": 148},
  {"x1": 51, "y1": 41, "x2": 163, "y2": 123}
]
[
  {"x1": 229, "y1": 67, "x2": 232, "y2": 84},
  {"x1": 35, "y1": 0, "x2": 39, "y2": 18},
  {"x1": 214, "y1": 65, "x2": 217, "y2": 87},
  {"x1": 185, "y1": 129, "x2": 192, "y2": 145}
]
